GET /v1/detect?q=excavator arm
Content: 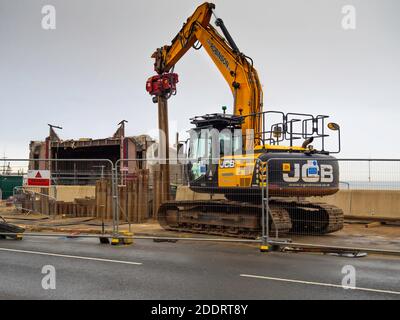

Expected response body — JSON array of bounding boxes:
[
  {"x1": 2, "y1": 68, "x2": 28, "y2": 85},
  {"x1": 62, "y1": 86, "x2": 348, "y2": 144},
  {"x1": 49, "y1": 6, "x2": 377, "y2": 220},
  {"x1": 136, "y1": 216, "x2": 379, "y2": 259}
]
[{"x1": 151, "y1": 2, "x2": 263, "y2": 142}]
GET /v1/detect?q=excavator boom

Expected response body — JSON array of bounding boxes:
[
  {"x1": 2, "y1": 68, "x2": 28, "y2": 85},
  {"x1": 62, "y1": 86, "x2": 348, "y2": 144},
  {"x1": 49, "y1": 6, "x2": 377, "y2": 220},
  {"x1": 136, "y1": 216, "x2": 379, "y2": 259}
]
[{"x1": 151, "y1": 2, "x2": 263, "y2": 141}]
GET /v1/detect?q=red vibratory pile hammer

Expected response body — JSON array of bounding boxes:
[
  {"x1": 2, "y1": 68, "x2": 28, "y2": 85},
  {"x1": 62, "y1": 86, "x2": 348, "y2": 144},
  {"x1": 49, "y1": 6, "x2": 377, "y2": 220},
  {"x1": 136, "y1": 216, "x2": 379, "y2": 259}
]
[{"x1": 146, "y1": 73, "x2": 179, "y2": 103}]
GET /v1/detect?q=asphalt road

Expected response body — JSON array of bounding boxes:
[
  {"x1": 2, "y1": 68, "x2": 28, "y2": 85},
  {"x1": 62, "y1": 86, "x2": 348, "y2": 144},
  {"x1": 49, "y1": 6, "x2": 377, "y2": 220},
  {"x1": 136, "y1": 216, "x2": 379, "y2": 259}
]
[{"x1": 0, "y1": 236, "x2": 399, "y2": 299}]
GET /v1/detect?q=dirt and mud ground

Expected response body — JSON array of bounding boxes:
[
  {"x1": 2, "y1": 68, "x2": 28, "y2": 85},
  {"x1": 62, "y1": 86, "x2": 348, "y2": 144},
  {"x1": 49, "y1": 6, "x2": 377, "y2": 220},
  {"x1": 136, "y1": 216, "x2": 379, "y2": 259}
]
[{"x1": 1, "y1": 204, "x2": 399, "y2": 252}]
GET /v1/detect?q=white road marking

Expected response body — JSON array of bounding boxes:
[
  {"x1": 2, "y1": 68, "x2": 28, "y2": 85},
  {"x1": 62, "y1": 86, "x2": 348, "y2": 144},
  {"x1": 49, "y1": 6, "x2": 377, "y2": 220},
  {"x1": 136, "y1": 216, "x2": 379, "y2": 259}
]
[
  {"x1": 240, "y1": 274, "x2": 400, "y2": 295},
  {"x1": 0, "y1": 247, "x2": 142, "y2": 265}
]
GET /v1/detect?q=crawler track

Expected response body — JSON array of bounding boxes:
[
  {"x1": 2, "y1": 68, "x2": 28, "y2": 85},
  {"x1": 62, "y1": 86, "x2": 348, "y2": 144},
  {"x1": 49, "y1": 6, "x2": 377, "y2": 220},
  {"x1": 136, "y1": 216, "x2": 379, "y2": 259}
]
[{"x1": 157, "y1": 199, "x2": 343, "y2": 238}]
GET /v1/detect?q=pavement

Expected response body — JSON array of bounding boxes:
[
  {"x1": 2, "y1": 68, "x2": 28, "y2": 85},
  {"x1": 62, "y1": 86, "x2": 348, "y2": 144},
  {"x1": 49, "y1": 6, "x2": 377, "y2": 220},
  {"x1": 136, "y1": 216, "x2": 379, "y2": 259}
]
[{"x1": 0, "y1": 236, "x2": 399, "y2": 299}]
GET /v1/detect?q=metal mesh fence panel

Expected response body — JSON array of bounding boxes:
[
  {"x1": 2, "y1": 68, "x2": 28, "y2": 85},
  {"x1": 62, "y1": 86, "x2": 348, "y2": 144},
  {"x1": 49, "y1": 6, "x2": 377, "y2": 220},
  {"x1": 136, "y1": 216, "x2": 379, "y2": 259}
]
[
  {"x1": 114, "y1": 157, "x2": 263, "y2": 241},
  {"x1": 0, "y1": 159, "x2": 114, "y2": 238},
  {"x1": 265, "y1": 158, "x2": 400, "y2": 251}
]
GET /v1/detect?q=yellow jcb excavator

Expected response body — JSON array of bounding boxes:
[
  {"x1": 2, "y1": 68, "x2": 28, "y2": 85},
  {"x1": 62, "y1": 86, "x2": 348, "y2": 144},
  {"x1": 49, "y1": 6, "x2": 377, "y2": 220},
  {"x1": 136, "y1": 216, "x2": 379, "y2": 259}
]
[{"x1": 146, "y1": 2, "x2": 343, "y2": 237}]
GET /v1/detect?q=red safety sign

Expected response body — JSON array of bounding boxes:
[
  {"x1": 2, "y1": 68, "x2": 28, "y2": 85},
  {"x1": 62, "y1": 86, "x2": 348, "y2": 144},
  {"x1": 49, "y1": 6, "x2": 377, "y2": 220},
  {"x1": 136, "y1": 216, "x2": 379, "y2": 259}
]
[{"x1": 27, "y1": 170, "x2": 51, "y2": 187}]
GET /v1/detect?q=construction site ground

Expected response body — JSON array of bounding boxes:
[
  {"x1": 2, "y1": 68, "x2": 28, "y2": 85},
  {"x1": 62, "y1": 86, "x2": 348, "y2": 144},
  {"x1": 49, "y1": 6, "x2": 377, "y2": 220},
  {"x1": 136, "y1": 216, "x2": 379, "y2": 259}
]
[{"x1": 1, "y1": 205, "x2": 399, "y2": 252}]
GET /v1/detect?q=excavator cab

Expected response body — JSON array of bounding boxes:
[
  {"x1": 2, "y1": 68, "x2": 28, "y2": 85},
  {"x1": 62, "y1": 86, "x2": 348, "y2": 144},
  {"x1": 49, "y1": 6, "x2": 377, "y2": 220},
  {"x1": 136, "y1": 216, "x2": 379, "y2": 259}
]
[{"x1": 187, "y1": 113, "x2": 244, "y2": 181}]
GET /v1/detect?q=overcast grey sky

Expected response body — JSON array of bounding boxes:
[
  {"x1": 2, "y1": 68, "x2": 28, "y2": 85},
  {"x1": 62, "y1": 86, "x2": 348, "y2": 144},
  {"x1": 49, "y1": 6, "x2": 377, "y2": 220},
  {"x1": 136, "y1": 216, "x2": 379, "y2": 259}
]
[{"x1": 0, "y1": 0, "x2": 399, "y2": 159}]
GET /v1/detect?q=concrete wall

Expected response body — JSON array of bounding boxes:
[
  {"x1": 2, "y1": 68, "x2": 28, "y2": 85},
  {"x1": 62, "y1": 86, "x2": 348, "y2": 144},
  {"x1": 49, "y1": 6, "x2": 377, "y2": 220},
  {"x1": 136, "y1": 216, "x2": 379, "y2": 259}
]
[
  {"x1": 24, "y1": 185, "x2": 95, "y2": 202},
  {"x1": 310, "y1": 190, "x2": 400, "y2": 219},
  {"x1": 53, "y1": 186, "x2": 95, "y2": 202},
  {"x1": 176, "y1": 186, "x2": 400, "y2": 219},
  {"x1": 175, "y1": 186, "x2": 225, "y2": 201}
]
